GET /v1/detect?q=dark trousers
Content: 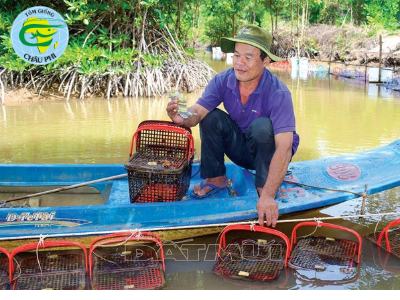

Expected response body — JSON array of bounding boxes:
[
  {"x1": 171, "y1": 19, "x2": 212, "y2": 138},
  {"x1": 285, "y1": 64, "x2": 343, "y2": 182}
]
[{"x1": 199, "y1": 108, "x2": 276, "y2": 188}]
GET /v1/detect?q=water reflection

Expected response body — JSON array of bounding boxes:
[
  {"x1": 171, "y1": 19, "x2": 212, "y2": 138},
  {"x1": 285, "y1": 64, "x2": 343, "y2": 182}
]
[{"x1": 1, "y1": 105, "x2": 6, "y2": 125}]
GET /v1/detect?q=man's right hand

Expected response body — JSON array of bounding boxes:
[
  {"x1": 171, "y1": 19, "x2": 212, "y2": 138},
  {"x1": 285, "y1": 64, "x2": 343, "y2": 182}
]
[
  {"x1": 166, "y1": 97, "x2": 185, "y2": 125},
  {"x1": 256, "y1": 194, "x2": 279, "y2": 227}
]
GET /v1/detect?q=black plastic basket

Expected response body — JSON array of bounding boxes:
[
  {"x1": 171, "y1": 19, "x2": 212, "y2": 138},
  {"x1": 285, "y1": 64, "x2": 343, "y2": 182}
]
[{"x1": 125, "y1": 121, "x2": 194, "y2": 203}]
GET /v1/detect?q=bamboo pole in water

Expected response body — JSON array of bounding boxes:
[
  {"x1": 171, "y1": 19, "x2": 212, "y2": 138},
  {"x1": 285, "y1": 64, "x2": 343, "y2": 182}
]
[
  {"x1": 0, "y1": 69, "x2": 5, "y2": 105},
  {"x1": 378, "y1": 34, "x2": 382, "y2": 83}
]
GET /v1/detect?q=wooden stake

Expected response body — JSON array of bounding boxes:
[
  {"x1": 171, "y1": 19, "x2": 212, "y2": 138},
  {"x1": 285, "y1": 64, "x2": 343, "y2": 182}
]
[{"x1": 379, "y1": 34, "x2": 382, "y2": 83}]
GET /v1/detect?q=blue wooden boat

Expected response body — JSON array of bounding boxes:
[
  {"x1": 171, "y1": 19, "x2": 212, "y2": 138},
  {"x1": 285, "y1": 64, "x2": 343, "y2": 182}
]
[{"x1": 0, "y1": 138, "x2": 399, "y2": 245}]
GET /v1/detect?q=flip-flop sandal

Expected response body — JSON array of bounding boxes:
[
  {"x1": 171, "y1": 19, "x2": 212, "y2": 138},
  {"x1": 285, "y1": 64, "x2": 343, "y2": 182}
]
[{"x1": 190, "y1": 180, "x2": 227, "y2": 199}]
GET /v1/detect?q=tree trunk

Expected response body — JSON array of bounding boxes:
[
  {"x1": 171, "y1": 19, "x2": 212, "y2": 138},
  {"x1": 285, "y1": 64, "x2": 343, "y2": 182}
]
[
  {"x1": 297, "y1": 0, "x2": 300, "y2": 36},
  {"x1": 253, "y1": 0, "x2": 256, "y2": 24},
  {"x1": 291, "y1": 0, "x2": 294, "y2": 35},
  {"x1": 191, "y1": 3, "x2": 199, "y2": 47},
  {"x1": 232, "y1": 13, "x2": 236, "y2": 37},
  {"x1": 176, "y1": 0, "x2": 182, "y2": 39},
  {"x1": 301, "y1": 3, "x2": 305, "y2": 37},
  {"x1": 195, "y1": 5, "x2": 201, "y2": 46},
  {"x1": 269, "y1": 0, "x2": 274, "y2": 33}
]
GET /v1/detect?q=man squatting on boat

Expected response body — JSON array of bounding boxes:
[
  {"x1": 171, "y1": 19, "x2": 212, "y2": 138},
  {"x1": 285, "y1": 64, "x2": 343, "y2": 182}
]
[{"x1": 166, "y1": 24, "x2": 300, "y2": 227}]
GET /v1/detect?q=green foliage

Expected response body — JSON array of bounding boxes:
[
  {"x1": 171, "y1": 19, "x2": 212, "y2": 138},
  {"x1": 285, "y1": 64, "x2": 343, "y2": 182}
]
[
  {"x1": 2, "y1": 0, "x2": 400, "y2": 88},
  {"x1": 364, "y1": 0, "x2": 400, "y2": 29},
  {"x1": 203, "y1": 15, "x2": 232, "y2": 46},
  {"x1": 300, "y1": 37, "x2": 319, "y2": 56},
  {"x1": 0, "y1": 0, "x2": 168, "y2": 76}
]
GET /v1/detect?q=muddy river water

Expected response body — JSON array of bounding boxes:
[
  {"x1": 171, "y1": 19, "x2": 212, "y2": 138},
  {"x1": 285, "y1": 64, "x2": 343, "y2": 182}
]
[{"x1": 1, "y1": 54, "x2": 400, "y2": 290}]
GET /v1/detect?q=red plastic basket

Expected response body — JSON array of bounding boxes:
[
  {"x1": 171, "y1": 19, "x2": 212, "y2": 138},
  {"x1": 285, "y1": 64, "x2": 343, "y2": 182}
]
[
  {"x1": 125, "y1": 121, "x2": 194, "y2": 203},
  {"x1": 213, "y1": 224, "x2": 290, "y2": 282},
  {"x1": 0, "y1": 247, "x2": 11, "y2": 290},
  {"x1": 10, "y1": 241, "x2": 88, "y2": 290},
  {"x1": 376, "y1": 218, "x2": 400, "y2": 256},
  {"x1": 289, "y1": 222, "x2": 362, "y2": 285},
  {"x1": 366, "y1": 218, "x2": 400, "y2": 262},
  {"x1": 89, "y1": 232, "x2": 165, "y2": 290}
]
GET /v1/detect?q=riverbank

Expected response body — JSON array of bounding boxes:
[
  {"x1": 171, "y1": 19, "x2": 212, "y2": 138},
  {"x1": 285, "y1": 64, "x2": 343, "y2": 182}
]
[
  {"x1": 274, "y1": 24, "x2": 400, "y2": 70},
  {"x1": 2, "y1": 89, "x2": 66, "y2": 105},
  {"x1": 2, "y1": 24, "x2": 400, "y2": 104}
]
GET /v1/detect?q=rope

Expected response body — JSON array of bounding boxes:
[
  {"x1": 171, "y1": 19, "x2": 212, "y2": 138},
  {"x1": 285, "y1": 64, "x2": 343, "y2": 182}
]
[
  {"x1": 283, "y1": 179, "x2": 367, "y2": 197},
  {"x1": 2, "y1": 211, "x2": 400, "y2": 242},
  {"x1": 36, "y1": 235, "x2": 46, "y2": 278},
  {"x1": 92, "y1": 229, "x2": 143, "y2": 268},
  {"x1": 95, "y1": 229, "x2": 140, "y2": 249},
  {"x1": 10, "y1": 257, "x2": 21, "y2": 283},
  {"x1": 283, "y1": 179, "x2": 370, "y2": 216},
  {"x1": 374, "y1": 215, "x2": 383, "y2": 236},
  {"x1": 297, "y1": 218, "x2": 323, "y2": 239}
]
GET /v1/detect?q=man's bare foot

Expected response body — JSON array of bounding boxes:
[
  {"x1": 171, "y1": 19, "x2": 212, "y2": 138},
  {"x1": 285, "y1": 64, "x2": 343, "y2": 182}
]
[{"x1": 193, "y1": 175, "x2": 228, "y2": 197}]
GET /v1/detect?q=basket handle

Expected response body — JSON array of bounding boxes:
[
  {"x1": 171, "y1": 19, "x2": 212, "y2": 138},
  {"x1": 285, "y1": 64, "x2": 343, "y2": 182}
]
[
  {"x1": 0, "y1": 247, "x2": 11, "y2": 283},
  {"x1": 89, "y1": 231, "x2": 162, "y2": 250},
  {"x1": 129, "y1": 124, "x2": 194, "y2": 161},
  {"x1": 89, "y1": 235, "x2": 165, "y2": 277},
  {"x1": 217, "y1": 224, "x2": 291, "y2": 267},
  {"x1": 290, "y1": 221, "x2": 363, "y2": 263},
  {"x1": 0, "y1": 247, "x2": 11, "y2": 259},
  {"x1": 377, "y1": 218, "x2": 400, "y2": 253},
  {"x1": 9, "y1": 241, "x2": 88, "y2": 282}
]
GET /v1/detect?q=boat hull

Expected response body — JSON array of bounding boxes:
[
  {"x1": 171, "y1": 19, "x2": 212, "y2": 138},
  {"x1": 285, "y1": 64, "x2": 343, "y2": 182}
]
[{"x1": 0, "y1": 139, "x2": 399, "y2": 243}]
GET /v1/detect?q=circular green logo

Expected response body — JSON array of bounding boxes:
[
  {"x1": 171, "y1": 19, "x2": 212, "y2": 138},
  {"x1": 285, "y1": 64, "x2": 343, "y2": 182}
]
[{"x1": 11, "y1": 6, "x2": 69, "y2": 65}]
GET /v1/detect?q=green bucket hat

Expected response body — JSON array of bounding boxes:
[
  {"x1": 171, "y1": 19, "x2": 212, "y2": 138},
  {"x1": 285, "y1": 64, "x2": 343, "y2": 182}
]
[{"x1": 221, "y1": 24, "x2": 282, "y2": 62}]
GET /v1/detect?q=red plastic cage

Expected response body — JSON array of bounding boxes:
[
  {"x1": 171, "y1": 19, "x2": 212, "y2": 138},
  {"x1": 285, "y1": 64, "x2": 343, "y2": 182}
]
[
  {"x1": 366, "y1": 217, "x2": 400, "y2": 266},
  {"x1": 213, "y1": 224, "x2": 290, "y2": 282},
  {"x1": 290, "y1": 222, "x2": 362, "y2": 264},
  {"x1": 376, "y1": 218, "x2": 400, "y2": 256},
  {"x1": 125, "y1": 121, "x2": 194, "y2": 203},
  {"x1": 89, "y1": 231, "x2": 165, "y2": 290},
  {"x1": 289, "y1": 222, "x2": 362, "y2": 285},
  {"x1": 10, "y1": 241, "x2": 88, "y2": 290},
  {"x1": 0, "y1": 247, "x2": 11, "y2": 290}
]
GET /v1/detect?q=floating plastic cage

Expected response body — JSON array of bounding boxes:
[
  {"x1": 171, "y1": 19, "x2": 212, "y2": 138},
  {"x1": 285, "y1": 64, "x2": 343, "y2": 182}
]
[
  {"x1": 0, "y1": 247, "x2": 10, "y2": 290},
  {"x1": 366, "y1": 218, "x2": 400, "y2": 260},
  {"x1": 125, "y1": 121, "x2": 194, "y2": 203},
  {"x1": 10, "y1": 241, "x2": 88, "y2": 290},
  {"x1": 213, "y1": 224, "x2": 290, "y2": 282},
  {"x1": 89, "y1": 232, "x2": 166, "y2": 290},
  {"x1": 288, "y1": 222, "x2": 362, "y2": 285},
  {"x1": 366, "y1": 218, "x2": 400, "y2": 273}
]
